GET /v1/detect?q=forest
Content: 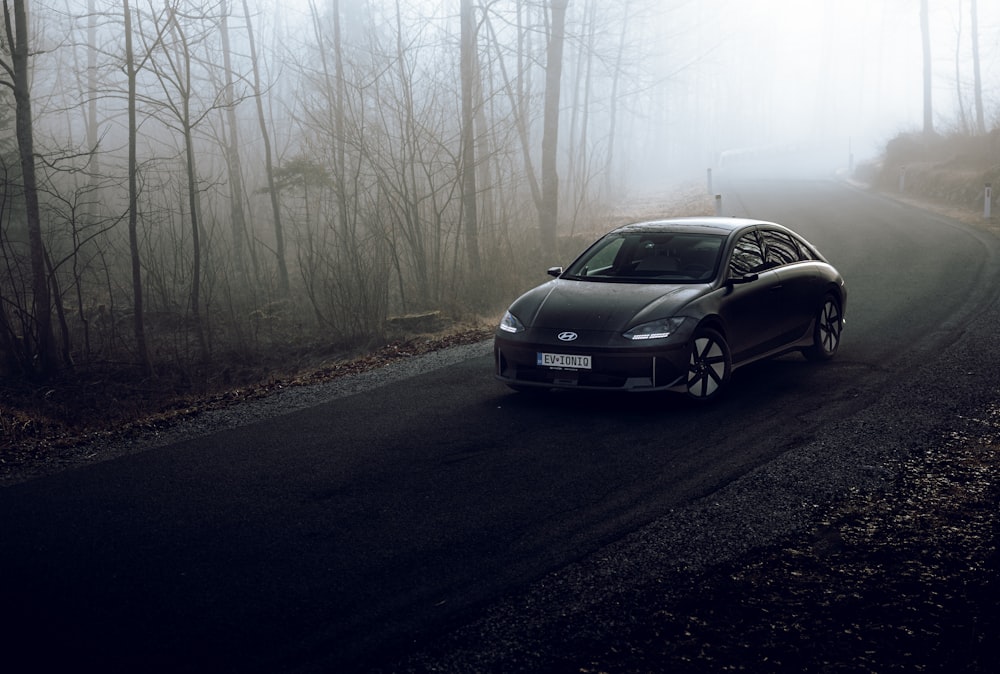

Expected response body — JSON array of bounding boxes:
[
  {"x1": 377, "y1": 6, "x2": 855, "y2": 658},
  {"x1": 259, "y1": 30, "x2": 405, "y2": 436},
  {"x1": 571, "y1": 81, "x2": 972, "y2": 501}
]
[
  {"x1": 0, "y1": 0, "x2": 996, "y2": 402},
  {"x1": 0, "y1": 0, "x2": 672, "y2": 392}
]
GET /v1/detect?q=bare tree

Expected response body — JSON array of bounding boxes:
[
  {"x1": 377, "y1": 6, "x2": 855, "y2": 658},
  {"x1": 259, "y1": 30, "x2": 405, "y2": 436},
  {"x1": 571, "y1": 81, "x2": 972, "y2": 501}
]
[
  {"x1": 1, "y1": 0, "x2": 57, "y2": 377},
  {"x1": 954, "y1": 3, "x2": 967, "y2": 132},
  {"x1": 604, "y1": 1, "x2": 630, "y2": 196},
  {"x1": 138, "y1": 1, "x2": 225, "y2": 362},
  {"x1": 219, "y1": 0, "x2": 248, "y2": 278},
  {"x1": 565, "y1": 0, "x2": 595, "y2": 230},
  {"x1": 85, "y1": 0, "x2": 99, "y2": 179},
  {"x1": 305, "y1": 0, "x2": 349, "y2": 237},
  {"x1": 460, "y1": 0, "x2": 481, "y2": 272},
  {"x1": 539, "y1": 0, "x2": 569, "y2": 253},
  {"x1": 300, "y1": 0, "x2": 389, "y2": 332},
  {"x1": 482, "y1": 4, "x2": 542, "y2": 225},
  {"x1": 470, "y1": 9, "x2": 494, "y2": 253},
  {"x1": 242, "y1": 0, "x2": 289, "y2": 296},
  {"x1": 123, "y1": 0, "x2": 152, "y2": 375},
  {"x1": 970, "y1": 0, "x2": 984, "y2": 134},
  {"x1": 920, "y1": 0, "x2": 933, "y2": 135}
]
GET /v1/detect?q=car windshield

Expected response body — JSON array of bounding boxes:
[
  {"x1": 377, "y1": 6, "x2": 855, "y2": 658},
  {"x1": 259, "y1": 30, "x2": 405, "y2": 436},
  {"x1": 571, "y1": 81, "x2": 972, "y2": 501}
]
[{"x1": 563, "y1": 232, "x2": 724, "y2": 283}]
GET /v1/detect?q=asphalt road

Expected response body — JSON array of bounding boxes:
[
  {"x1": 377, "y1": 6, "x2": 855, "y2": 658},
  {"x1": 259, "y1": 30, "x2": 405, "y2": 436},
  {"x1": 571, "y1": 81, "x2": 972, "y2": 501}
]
[{"x1": 2, "y1": 179, "x2": 998, "y2": 673}]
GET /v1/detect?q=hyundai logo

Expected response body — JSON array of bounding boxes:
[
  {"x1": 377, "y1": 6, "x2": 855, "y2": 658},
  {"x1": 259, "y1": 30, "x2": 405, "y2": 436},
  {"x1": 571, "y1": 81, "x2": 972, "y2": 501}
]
[{"x1": 557, "y1": 331, "x2": 578, "y2": 341}]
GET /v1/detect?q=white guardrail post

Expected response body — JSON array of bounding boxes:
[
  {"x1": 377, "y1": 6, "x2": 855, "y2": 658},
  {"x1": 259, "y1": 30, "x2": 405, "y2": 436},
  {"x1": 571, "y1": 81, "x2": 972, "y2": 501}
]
[
  {"x1": 707, "y1": 168, "x2": 713, "y2": 195},
  {"x1": 714, "y1": 194, "x2": 723, "y2": 216},
  {"x1": 985, "y1": 183, "x2": 992, "y2": 220}
]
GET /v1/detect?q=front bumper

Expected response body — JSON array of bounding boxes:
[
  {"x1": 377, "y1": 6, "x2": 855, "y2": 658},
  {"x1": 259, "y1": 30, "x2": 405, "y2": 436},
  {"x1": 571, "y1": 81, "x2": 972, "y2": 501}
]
[{"x1": 493, "y1": 335, "x2": 690, "y2": 392}]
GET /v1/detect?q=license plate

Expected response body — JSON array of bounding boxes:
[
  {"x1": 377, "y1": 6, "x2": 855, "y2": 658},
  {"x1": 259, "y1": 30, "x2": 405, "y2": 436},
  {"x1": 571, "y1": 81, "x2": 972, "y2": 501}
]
[{"x1": 537, "y1": 352, "x2": 592, "y2": 370}]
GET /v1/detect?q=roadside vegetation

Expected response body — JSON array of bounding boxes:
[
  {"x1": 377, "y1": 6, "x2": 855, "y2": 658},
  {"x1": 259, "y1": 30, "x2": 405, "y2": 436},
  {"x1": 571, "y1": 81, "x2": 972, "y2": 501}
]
[{"x1": 867, "y1": 129, "x2": 1000, "y2": 235}]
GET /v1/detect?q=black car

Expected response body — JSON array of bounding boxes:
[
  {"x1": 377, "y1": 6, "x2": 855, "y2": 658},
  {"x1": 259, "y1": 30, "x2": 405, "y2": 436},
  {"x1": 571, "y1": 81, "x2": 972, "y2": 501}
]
[{"x1": 494, "y1": 217, "x2": 846, "y2": 401}]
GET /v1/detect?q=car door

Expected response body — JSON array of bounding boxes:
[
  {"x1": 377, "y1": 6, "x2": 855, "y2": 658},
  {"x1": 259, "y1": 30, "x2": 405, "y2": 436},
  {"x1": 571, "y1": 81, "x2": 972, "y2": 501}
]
[
  {"x1": 721, "y1": 230, "x2": 786, "y2": 361},
  {"x1": 762, "y1": 229, "x2": 823, "y2": 343}
]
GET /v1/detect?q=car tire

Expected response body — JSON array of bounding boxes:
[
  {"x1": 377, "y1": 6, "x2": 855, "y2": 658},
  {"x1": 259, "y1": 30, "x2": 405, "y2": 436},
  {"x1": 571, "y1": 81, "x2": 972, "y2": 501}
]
[
  {"x1": 686, "y1": 328, "x2": 731, "y2": 401},
  {"x1": 804, "y1": 294, "x2": 842, "y2": 361}
]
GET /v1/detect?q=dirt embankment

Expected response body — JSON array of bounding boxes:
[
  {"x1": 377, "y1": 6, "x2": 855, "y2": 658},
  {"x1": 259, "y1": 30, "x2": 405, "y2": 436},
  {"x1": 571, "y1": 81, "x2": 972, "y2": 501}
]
[{"x1": 865, "y1": 130, "x2": 1000, "y2": 237}]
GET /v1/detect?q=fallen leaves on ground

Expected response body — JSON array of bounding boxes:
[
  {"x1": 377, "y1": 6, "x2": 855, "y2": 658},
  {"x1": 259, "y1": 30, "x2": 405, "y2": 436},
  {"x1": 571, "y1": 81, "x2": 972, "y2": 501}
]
[{"x1": 576, "y1": 413, "x2": 1000, "y2": 673}]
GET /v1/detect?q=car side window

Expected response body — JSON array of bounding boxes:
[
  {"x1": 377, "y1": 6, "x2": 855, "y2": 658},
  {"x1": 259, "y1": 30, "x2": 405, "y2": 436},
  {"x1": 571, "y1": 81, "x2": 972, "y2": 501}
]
[
  {"x1": 761, "y1": 230, "x2": 803, "y2": 267},
  {"x1": 790, "y1": 233, "x2": 817, "y2": 260},
  {"x1": 728, "y1": 232, "x2": 765, "y2": 277}
]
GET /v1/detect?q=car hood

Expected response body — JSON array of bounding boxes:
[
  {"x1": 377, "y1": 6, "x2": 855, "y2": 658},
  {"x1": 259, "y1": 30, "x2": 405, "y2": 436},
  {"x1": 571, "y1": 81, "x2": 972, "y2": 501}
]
[{"x1": 510, "y1": 279, "x2": 708, "y2": 331}]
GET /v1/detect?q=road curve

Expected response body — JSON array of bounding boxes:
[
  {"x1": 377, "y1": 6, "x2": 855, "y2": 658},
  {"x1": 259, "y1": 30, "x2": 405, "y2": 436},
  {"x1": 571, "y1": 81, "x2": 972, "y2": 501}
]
[{"x1": 1, "y1": 179, "x2": 998, "y2": 673}]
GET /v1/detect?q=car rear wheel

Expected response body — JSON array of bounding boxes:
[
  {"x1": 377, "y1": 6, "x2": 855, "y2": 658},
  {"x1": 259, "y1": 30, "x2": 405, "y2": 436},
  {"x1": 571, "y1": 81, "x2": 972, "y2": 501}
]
[
  {"x1": 804, "y1": 294, "x2": 842, "y2": 361},
  {"x1": 686, "y1": 328, "x2": 731, "y2": 401}
]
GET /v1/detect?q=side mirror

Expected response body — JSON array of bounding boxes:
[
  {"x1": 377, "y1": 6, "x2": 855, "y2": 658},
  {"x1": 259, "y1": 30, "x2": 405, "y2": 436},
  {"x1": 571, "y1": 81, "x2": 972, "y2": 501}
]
[{"x1": 547, "y1": 266, "x2": 563, "y2": 277}]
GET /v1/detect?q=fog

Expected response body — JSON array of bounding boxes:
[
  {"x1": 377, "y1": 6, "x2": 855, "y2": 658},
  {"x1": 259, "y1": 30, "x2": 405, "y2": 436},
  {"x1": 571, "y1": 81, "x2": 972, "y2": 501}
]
[
  {"x1": 3, "y1": 0, "x2": 999, "y2": 377},
  {"x1": 627, "y1": 0, "x2": 1000, "y2": 183},
  {"x1": 26, "y1": 0, "x2": 1000, "y2": 188}
]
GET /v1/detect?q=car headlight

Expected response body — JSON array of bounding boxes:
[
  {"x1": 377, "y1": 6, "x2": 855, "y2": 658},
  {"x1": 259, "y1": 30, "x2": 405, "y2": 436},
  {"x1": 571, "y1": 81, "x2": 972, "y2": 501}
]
[
  {"x1": 623, "y1": 316, "x2": 686, "y2": 340},
  {"x1": 499, "y1": 310, "x2": 526, "y2": 334}
]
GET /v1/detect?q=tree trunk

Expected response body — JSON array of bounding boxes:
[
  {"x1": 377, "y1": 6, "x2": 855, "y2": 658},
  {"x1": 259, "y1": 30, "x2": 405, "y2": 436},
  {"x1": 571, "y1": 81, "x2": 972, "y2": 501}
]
[
  {"x1": 954, "y1": 6, "x2": 967, "y2": 133},
  {"x1": 220, "y1": 0, "x2": 248, "y2": 278},
  {"x1": 539, "y1": 0, "x2": 568, "y2": 253},
  {"x1": 331, "y1": 0, "x2": 349, "y2": 238},
  {"x1": 970, "y1": 0, "x2": 985, "y2": 135},
  {"x1": 460, "y1": 0, "x2": 481, "y2": 271},
  {"x1": 473, "y1": 59, "x2": 493, "y2": 238},
  {"x1": 605, "y1": 1, "x2": 629, "y2": 196},
  {"x1": 123, "y1": 0, "x2": 152, "y2": 376},
  {"x1": 242, "y1": 0, "x2": 289, "y2": 297},
  {"x1": 566, "y1": 0, "x2": 595, "y2": 230},
  {"x1": 86, "y1": 0, "x2": 99, "y2": 178},
  {"x1": 920, "y1": 0, "x2": 933, "y2": 135},
  {"x1": 307, "y1": 0, "x2": 350, "y2": 238},
  {"x1": 483, "y1": 8, "x2": 542, "y2": 215},
  {"x1": 166, "y1": 10, "x2": 209, "y2": 363},
  {"x1": 4, "y1": 0, "x2": 56, "y2": 377}
]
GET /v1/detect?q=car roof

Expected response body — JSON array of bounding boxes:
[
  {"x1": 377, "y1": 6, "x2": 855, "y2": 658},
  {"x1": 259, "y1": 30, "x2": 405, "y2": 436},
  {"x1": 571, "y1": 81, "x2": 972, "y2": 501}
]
[{"x1": 612, "y1": 217, "x2": 778, "y2": 236}]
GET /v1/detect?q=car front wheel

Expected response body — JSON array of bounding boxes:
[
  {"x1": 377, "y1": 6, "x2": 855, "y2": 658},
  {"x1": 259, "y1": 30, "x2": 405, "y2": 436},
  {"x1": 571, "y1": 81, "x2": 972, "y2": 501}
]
[
  {"x1": 804, "y1": 294, "x2": 842, "y2": 361},
  {"x1": 686, "y1": 328, "x2": 731, "y2": 401}
]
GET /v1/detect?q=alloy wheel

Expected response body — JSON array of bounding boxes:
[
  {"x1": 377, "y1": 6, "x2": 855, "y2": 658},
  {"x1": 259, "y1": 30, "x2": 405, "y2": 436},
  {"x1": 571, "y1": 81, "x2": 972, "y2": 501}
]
[
  {"x1": 805, "y1": 295, "x2": 842, "y2": 361},
  {"x1": 687, "y1": 329, "x2": 731, "y2": 400}
]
